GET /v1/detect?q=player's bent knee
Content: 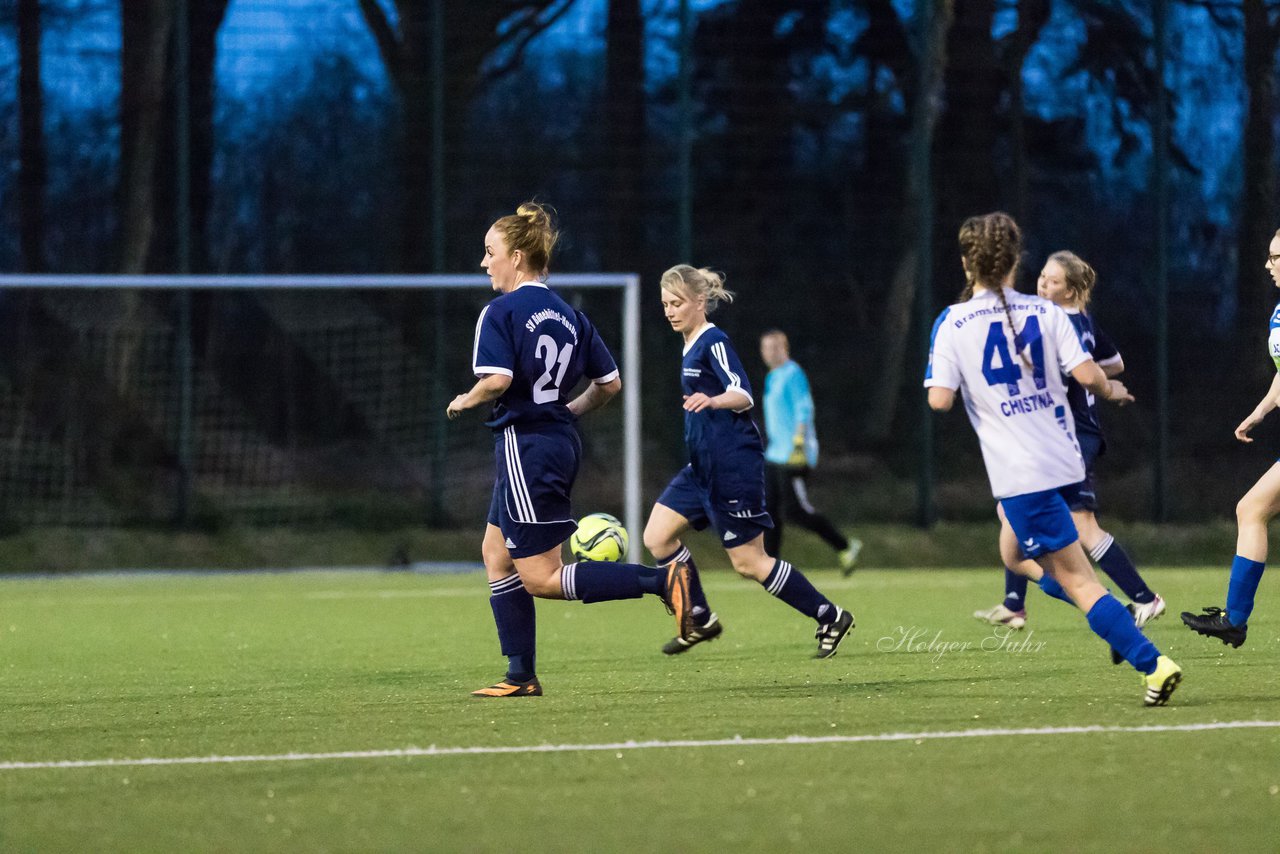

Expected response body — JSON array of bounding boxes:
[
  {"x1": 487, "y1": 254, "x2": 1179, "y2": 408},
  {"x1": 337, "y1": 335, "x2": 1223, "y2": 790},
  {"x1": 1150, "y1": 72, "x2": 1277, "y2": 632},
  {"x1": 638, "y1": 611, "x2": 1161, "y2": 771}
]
[{"x1": 1236, "y1": 495, "x2": 1270, "y2": 525}]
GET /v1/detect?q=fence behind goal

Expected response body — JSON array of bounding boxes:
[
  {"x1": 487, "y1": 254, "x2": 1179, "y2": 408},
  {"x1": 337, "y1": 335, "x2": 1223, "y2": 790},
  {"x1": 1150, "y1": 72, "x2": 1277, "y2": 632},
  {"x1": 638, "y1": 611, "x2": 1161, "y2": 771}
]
[{"x1": 0, "y1": 274, "x2": 641, "y2": 559}]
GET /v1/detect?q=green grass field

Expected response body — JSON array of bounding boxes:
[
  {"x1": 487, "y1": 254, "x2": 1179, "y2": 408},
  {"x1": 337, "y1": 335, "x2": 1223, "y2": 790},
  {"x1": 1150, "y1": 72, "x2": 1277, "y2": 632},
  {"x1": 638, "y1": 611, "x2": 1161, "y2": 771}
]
[{"x1": 2, "y1": 566, "x2": 1277, "y2": 852}]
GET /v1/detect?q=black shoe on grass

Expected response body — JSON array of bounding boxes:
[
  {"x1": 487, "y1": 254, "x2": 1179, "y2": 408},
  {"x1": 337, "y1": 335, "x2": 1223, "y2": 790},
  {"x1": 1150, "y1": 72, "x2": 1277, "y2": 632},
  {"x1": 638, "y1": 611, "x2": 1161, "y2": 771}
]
[
  {"x1": 662, "y1": 613, "x2": 724, "y2": 655},
  {"x1": 1180, "y1": 606, "x2": 1247, "y2": 648}
]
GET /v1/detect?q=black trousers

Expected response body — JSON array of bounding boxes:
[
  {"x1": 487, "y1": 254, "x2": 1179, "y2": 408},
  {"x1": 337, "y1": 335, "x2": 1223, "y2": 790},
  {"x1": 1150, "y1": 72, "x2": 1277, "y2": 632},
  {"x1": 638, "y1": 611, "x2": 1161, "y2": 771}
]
[{"x1": 764, "y1": 462, "x2": 849, "y2": 556}]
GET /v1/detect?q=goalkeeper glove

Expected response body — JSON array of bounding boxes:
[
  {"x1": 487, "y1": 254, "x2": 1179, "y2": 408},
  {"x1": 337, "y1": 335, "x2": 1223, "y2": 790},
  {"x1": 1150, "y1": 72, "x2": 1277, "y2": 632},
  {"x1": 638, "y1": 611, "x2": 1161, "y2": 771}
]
[{"x1": 787, "y1": 434, "x2": 807, "y2": 467}]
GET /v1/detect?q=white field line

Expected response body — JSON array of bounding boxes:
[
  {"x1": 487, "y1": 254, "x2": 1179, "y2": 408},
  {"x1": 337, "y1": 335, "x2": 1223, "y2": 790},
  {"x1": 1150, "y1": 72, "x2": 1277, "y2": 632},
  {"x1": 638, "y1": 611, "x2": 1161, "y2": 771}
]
[
  {"x1": 3, "y1": 721, "x2": 1277, "y2": 772},
  {"x1": 2, "y1": 576, "x2": 962, "y2": 607}
]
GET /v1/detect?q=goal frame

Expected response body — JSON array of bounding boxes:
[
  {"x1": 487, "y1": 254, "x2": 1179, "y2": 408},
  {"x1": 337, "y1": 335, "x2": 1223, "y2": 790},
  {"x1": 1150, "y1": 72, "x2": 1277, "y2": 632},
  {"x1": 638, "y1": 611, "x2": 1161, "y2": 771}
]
[{"x1": 0, "y1": 273, "x2": 644, "y2": 562}]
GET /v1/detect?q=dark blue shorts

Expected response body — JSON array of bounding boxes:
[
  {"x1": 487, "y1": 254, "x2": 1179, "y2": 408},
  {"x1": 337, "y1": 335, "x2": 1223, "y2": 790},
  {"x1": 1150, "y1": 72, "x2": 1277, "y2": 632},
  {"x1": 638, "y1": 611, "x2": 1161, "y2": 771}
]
[
  {"x1": 1059, "y1": 476, "x2": 1098, "y2": 513},
  {"x1": 487, "y1": 424, "x2": 579, "y2": 559},
  {"x1": 656, "y1": 464, "x2": 773, "y2": 549},
  {"x1": 1064, "y1": 434, "x2": 1102, "y2": 513},
  {"x1": 1000, "y1": 486, "x2": 1079, "y2": 560}
]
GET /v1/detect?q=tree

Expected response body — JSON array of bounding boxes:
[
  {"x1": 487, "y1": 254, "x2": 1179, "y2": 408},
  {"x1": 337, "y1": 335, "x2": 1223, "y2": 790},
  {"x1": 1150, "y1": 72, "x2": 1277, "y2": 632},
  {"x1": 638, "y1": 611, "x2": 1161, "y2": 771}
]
[
  {"x1": 118, "y1": 1, "x2": 173, "y2": 273},
  {"x1": 1238, "y1": 0, "x2": 1280, "y2": 336},
  {"x1": 863, "y1": 0, "x2": 955, "y2": 441},
  {"x1": 603, "y1": 0, "x2": 645, "y2": 269},
  {"x1": 356, "y1": 0, "x2": 574, "y2": 272},
  {"x1": 17, "y1": 0, "x2": 46, "y2": 273}
]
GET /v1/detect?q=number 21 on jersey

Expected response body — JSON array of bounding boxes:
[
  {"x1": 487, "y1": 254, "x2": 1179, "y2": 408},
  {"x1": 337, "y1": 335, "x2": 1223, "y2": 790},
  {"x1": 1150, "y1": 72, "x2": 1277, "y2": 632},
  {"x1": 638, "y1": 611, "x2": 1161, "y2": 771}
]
[
  {"x1": 533, "y1": 334, "x2": 574, "y2": 403},
  {"x1": 981, "y1": 317, "x2": 1045, "y2": 396}
]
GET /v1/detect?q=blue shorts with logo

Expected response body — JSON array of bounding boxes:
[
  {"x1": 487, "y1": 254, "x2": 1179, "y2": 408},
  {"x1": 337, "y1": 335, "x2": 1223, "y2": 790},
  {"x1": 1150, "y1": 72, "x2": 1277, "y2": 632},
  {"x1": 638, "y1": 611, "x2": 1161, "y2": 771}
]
[
  {"x1": 657, "y1": 464, "x2": 773, "y2": 549},
  {"x1": 487, "y1": 422, "x2": 580, "y2": 559},
  {"x1": 1000, "y1": 486, "x2": 1080, "y2": 560}
]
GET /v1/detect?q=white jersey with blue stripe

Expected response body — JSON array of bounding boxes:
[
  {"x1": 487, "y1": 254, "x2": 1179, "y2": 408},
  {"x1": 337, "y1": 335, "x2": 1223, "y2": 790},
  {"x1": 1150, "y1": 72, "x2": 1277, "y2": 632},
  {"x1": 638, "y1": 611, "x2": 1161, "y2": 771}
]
[
  {"x1": 924, "y1": 288, "x2": 1091, "y2": 499},
  {"x1": 1268, "y1": 300, "x2": 1280, "y2": 372}
]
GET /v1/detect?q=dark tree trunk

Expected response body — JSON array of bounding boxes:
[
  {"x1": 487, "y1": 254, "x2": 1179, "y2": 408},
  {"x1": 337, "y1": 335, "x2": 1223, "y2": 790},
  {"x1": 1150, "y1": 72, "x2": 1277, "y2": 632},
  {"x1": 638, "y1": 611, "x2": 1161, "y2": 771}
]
[
  {"x1": 1003, "y1": 0, "x2": 1051, "y2": 221},
  {"x1": 17, "y1": 0, "x2": 46, "y2": 273},
  {"x1": 151, "y1": 2, "x2": 229, "y2": 273},
  {"x1": 119, "y1": 1, "x2": 173, "y2": 273},
  {"x1": 865, "y1": 0, "x2": 955, "y2": 441},
  {"x1": 604, "y1": 0, "x2": 645, "y2": 269},
  {"x1": 357, "y1": 1, "x2": 572, "y2": 272},
  {"x1": 1239, "y1": 0, "x2": 1279, "y2": 338},
  {"x1": 934, "y1": 0, "x2": 1003, "y2": 230}
]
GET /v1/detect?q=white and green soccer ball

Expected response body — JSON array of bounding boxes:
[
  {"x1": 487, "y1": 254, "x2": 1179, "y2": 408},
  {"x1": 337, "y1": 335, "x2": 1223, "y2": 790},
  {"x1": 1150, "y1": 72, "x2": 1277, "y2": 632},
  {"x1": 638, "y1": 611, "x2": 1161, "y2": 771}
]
[{"x1": 569, "y1": 512, "x2": 629, "y2": 562}]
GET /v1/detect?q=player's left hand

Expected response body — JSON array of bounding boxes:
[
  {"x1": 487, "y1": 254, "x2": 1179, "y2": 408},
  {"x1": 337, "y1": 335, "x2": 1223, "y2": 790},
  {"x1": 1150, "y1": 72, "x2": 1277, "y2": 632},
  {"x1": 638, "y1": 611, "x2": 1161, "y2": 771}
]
[
  {"x1": 446, "y1": 394, "x2": 469, "y2": 419},
  {"x1": 682, "y1": 393, "x2": 715, "y2": 413}
]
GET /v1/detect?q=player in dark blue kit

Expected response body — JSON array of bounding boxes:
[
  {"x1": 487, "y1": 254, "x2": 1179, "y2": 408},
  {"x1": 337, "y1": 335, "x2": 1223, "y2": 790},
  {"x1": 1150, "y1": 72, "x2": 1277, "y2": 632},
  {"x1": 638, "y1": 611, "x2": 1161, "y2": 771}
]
[
  {"x1": 974, "y1": 252, "x2": 1164, "y2": 639},
  {"x1": 642, "y1": 265, "x2": 855, "y2": 658},
  {"x1": 447, "y1": 203, "x2": 695, "y2": 697}
]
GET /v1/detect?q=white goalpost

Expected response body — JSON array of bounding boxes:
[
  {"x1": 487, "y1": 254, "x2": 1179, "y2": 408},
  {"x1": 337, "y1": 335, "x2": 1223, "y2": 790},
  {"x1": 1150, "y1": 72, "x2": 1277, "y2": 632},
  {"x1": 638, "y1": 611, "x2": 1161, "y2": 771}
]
[{"x1": 0, "y1": 273, "x2": 643, "y2": 563}]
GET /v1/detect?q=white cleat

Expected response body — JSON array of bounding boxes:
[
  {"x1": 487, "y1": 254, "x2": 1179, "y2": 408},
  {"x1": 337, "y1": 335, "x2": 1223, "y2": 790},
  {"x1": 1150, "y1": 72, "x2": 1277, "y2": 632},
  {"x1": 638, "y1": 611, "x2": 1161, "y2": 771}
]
[
  {"x1": 1129, "y1": 594, "x2": 1166, "y2": 628},
  {"x1": 973, "y1": 603, "x2": 1027, "y2": 630}
]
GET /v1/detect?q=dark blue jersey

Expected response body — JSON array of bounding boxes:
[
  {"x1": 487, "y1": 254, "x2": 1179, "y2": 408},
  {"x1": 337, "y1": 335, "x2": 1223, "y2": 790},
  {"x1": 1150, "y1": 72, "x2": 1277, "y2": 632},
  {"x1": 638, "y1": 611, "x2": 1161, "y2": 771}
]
[
  {"x1": 471, "y1": 283, "x2": 619, "y2": 430},
  {"x1": 680, "y1": 324, "x2": 765, "y2": 493},
  {"x1": 1063, "y1": 310, "x2": 1121, "y2": 455}
]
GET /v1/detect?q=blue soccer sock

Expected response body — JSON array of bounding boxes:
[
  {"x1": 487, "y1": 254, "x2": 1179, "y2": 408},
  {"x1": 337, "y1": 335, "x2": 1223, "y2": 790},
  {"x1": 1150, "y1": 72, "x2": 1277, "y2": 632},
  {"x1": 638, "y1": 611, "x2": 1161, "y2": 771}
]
[
  {"x1": 658, "y1": 545, "x2": 711, "y2": 622},
  {"x1": 1037, "y1": 573, "x2": 1074, "y2": 605},
  {"x1": 761, "y1": 559, "x2": 836, "y2": 623},
  {"x1": 1085, "y1": 593, "x2": 1160, "y2": 674},
  {"x1": 560, "y1": 561, "x2": 661, "y2": 603},
  {"x1": 1003, "y1": 569, "x2": 1029, "y2": 612},
  {"x1": 1089, "y1": 534, "x2": 1154, "y2": 604},
  {"x1": 489, "y1": 574, "x2": 536, "y2": 681},
  {"x1": 1226, "y1": 554, "x2": 1266, "y2": 626}
]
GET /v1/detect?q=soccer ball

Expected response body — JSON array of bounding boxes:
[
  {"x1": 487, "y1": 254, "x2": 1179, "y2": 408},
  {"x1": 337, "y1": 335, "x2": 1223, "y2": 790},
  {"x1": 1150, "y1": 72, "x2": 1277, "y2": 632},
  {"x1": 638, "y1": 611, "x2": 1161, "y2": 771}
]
[{"x1": 569, "y1": 512, "x2": 629, "y2": 562}]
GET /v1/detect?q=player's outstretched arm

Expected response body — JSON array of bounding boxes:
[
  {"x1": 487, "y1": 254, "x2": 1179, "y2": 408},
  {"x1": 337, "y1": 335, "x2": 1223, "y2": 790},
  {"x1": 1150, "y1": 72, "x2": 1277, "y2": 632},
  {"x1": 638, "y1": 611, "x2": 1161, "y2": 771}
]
[
  {"x1": 1235, "y1": 372, "x2": 1280, "y2": 443},
  {"x1": 568, "y1": 377, "x2": 622, "y2": 418}
]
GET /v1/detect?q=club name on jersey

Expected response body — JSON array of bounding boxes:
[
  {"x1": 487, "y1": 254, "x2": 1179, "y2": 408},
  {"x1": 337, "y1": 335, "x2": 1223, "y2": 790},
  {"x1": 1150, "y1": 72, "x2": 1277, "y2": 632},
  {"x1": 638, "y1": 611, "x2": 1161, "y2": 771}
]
[
  {"x1": 951, "y1": 302, "x2": 1046, "y2": 329},
  {"x1": 682, "y1": 368, "x2": 701, "y2": 377},
  {"x1": 1000, "y1": 390, "x2": 1055, "y2": 417},
  {"x1": 525, "y1": 309, "x2": 578, "y2": 341}
]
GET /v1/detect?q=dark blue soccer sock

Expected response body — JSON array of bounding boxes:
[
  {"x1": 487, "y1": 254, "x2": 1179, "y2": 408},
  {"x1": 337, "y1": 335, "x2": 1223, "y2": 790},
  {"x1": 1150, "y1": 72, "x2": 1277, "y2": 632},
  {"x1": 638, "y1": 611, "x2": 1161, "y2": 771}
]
[
  {"x1": 1089, "y1": 534, "x2": 1154, "y2": 604},
  {"x1": 1003, "y1": 569, "x2": 1029, "y2": 612},
  {"x1": 761, "y1": 559, "x2": 836, "y2": 623},
  {"x1": 658, "y1": 545, "x2": 711, "y2": 621},
  {"x1": 489, "y1": 574, "x2": 536, "y2": 681},
  {"x1": 1085, "y1": 593, "x2": 1160, "y2": 674},
  {"x1": 1037, "y1": 573, "x2": 1074, "y2": 605},
  {"x1": 560, "y1": 561, "x2": 656, "y2": 603},
  {"x1": 1226, "y1": 554, "x2": 1266, "y2": 626}
]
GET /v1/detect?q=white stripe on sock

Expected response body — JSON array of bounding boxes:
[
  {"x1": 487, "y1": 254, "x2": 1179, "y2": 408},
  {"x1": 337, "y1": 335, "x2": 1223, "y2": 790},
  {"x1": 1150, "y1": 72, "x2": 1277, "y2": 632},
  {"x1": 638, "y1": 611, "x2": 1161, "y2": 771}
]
[
  {"x1": 561, "y1": 563, "x2": 577, "y2": 600},
  {"x1": 1089, "y1": 534, "x2": 1115, "y2": 563},
  {"x1": 767, "y1": 561, "x2": 792, "y2": 596}
]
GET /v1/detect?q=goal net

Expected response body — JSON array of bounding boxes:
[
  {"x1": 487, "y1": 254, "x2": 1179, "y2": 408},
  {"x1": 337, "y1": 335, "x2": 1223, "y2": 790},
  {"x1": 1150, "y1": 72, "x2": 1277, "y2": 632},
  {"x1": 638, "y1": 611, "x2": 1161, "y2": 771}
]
[{"x1": 0, "y1": 274, "x2": 642, "y2": 560}]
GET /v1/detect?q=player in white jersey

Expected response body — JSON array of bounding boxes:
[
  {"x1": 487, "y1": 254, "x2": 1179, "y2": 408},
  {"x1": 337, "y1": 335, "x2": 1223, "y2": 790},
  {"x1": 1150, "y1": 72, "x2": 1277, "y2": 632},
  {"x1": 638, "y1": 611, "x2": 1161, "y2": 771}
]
[
  {"x1": 1182, "y1": 227, "x2": 1280, "y2": 647},
  {"x1": 973, "y1": 252, "x2": 1165, "y2": 644},
  {"x1": 925, "y1": 212, "x2": 1181, "y2": 706}
]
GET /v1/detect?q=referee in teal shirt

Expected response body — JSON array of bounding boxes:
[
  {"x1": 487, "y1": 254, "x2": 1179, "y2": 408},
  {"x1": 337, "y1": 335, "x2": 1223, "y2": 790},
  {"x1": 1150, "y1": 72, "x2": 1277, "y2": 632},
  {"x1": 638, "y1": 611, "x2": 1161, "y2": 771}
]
[{"x1": 760, "y1": 330, "x2": 861, "y2": 574}]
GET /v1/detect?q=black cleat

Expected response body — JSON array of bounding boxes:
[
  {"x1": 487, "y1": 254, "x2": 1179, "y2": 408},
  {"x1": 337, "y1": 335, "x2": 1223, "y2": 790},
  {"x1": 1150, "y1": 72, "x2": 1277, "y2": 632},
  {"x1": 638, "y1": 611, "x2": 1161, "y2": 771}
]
[
  {"x1": 1180, "y1": 606, "x2": 1247, "y2": 648},
  {"x1": 814, "y1": 607, "x2": 855, "y2": 659},
  {"x1": 660, "y1": 560, "x2": 695, "y2": 642},
  {"x1": 662, "y1": 613, "x2": 723, "y2": 655}
]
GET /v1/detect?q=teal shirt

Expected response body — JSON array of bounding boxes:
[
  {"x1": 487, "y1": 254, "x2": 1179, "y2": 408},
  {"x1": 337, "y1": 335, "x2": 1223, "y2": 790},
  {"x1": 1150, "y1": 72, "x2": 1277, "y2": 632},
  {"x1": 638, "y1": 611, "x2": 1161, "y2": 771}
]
[{"x1": 763, "y1": 360, "x2": 818, "y2": 466}]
